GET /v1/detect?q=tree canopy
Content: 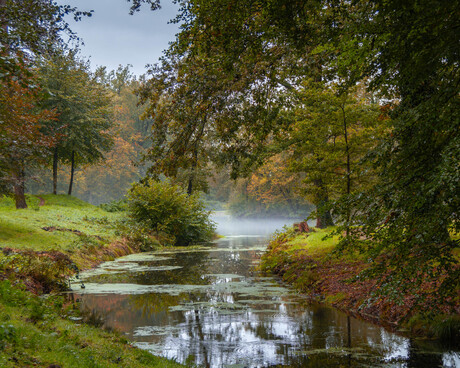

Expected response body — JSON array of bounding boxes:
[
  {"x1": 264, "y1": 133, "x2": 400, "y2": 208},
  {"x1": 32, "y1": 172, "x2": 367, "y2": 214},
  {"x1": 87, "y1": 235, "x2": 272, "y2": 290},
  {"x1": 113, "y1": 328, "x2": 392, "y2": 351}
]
[{"x1": 134, "y1": 0, "x2": 459, "y2": 305}]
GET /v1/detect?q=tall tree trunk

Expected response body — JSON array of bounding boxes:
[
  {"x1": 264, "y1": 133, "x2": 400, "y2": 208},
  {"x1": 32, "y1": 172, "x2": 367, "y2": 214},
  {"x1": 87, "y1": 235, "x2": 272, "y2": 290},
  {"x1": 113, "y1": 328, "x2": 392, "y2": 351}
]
[
  {"x1": 314, "y1": 178, "x2": 334, "y2": 229},
  {"x1": 12, "y1": 165, "x2": 27, "y2": 209},
  {"x1": 315, "y1": 201, "x2": 334, "y2": 228},
  {"x1": 187, "y1": 149, "x2": 198, "y2": 196},
  {"x1": 342, "y1": 104, "x2": 351, "y2": 236},
  {"x1": 52, "y1": 147, "x2": 58, "y2": 194},
  {"x1": 187, "y1": 176, "x2": 193, "y2": 196},
  {"x1": 68, "y1": 150, "x2": 75, "y2": 195}
]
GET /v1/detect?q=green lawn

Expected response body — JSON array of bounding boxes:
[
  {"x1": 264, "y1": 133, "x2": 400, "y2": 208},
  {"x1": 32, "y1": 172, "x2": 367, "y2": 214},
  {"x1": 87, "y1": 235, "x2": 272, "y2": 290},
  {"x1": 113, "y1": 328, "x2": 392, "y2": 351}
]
[{"x1": 0, "y1": 194, "x2": 122, "y2": 252}]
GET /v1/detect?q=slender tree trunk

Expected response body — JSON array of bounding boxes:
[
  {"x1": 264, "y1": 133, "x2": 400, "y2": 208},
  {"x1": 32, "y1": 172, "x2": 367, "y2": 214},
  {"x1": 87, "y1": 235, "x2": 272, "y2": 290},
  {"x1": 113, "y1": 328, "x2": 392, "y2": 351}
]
[
  {"x1": 187, "y1": 176, "x2": 193, "y2": 196},
  {"x1": 68, "y1": 150, "x2": 75, "y2": 195},
  {"x1": 187, "y1": 149, "x2": 198, "y2": 196},
  {"x1": 52, "y1": 147, "x2": 58, "y2": 194},
  {"x1": 12, "y1": 164, "x2": 27, "y2": 209},
  {"x1": 342, "y1": 104, "x2": 351, "y2": 236}
]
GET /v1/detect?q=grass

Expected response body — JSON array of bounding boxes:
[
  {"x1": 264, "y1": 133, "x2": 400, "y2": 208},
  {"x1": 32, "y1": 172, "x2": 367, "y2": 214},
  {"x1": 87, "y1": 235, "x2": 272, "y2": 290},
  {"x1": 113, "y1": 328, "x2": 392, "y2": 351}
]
[
  {"x1": 0, "y1": 194, "x2": 185, "y2": 367},
  {"x1": 0, "y1": 194, "x2": 122, "y2": 253},
  {"x1": 282, "y1": 227, "x2": 338, "y2": 256},
  {"x1": 0, "y1": 281, "x2": 184, "y2": 368}
]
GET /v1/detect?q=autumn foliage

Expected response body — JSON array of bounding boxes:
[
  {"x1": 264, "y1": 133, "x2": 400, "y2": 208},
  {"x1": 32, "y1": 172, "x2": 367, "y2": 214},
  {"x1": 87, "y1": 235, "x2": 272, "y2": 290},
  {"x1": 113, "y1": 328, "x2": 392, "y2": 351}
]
[{"x1": 0, "y1": 76, "x2": 57, "y2": 207}]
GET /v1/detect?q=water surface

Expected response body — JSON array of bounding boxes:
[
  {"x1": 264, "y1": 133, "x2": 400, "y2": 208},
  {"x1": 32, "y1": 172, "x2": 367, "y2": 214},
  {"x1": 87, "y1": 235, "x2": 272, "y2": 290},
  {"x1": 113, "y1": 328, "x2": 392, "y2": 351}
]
[{"x1": 71, "y1": 218, "x2": 459, "y2": 367}]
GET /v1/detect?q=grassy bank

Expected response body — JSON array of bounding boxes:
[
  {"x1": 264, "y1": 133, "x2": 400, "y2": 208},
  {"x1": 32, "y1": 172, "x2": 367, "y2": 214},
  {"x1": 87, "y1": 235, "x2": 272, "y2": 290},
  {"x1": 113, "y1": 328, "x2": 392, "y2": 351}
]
[
  {"x1": 260, "y1": 227, "x2": 460, "y2": 342},
  {"x1": 0, "y1": 194, "x2": 184, "y2": 367},
  {"x1": 0, "y1": 281, "x2": 182, "y2": 367},
  {"x1": 0, "y1": 194, "x2": 138, "y2": 270}
]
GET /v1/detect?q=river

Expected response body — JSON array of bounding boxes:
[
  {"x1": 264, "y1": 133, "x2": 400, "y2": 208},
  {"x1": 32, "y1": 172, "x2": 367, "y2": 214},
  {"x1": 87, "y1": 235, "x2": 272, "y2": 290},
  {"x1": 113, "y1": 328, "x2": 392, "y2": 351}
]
[{"x1": 70, "y1": 217, "x2": 460, "y2": 367}]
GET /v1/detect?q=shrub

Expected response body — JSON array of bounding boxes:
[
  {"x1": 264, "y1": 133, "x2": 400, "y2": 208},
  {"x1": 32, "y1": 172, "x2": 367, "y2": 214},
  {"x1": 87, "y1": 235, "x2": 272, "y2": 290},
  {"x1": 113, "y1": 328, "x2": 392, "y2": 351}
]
[
  {"x1": 0, "y1": 251, "x2": 74, "y2": 292},
  {"x1": 126, "y1": 179, "x2": 215, "y2": 246},
  {"x1": 99, "y1": 198, "x2": 128, "y2": 212}
]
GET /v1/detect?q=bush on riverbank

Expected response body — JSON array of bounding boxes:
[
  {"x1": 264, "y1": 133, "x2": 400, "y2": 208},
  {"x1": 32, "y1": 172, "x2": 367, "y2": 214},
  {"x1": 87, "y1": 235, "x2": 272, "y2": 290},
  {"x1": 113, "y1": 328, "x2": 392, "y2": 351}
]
[
  {"x1": 127, "y1": 179, "x2": 215, "y2": 247},
  {"x1": 260, "y1": 227, "x2": 460, "y2": 341}
]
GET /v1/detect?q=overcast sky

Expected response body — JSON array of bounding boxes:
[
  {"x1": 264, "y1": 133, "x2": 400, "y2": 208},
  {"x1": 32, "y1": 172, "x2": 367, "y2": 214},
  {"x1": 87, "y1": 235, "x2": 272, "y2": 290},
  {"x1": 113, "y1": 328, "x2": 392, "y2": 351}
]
[{"x1": 55, "y1": 0, "x2": 180, "y2": 76}]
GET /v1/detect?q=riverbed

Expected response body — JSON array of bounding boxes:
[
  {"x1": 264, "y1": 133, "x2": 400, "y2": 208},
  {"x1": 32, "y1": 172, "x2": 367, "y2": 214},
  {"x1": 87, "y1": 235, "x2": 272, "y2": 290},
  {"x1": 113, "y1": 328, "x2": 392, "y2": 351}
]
[{"x1": 70, "y1": 218, "x2": 459, "y2": 367}]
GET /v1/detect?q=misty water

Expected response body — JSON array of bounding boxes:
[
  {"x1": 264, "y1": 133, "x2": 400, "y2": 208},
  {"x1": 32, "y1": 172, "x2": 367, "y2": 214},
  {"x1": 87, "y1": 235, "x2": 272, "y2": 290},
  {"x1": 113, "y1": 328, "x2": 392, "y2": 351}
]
[{"x1": 70, "y1": 216, "x2": 460, "y2": 367}]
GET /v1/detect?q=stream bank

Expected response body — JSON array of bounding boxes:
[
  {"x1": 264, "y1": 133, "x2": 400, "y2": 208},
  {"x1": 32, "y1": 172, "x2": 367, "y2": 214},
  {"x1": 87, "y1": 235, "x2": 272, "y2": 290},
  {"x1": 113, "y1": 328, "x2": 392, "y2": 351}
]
[
  {"x1": 260, "y1": 227, "x2": 460, "y2": 343},
  {"x1": 0, "y1": 195, "x2": 184, "y2": 367},
  {"x1": 69, "y1": 217, "x2": 460, "y2": 367}
]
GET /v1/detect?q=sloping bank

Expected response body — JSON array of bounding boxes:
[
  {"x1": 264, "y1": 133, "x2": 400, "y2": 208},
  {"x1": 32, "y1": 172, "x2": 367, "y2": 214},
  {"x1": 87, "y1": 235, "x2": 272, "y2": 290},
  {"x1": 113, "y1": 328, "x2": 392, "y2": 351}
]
[
  {"x1": 260, "y1": 227, "x2": 460, "y2": 343},
  {"x1": 0, "y1": 194, "x2": 183, "y2": 368}
]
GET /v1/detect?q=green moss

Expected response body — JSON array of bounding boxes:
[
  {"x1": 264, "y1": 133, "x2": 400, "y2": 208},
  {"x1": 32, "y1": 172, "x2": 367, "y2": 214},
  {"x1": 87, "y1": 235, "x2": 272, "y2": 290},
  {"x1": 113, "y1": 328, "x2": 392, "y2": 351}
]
[{"x1": 324, "y1": 292, "x2": 347, "y2": 305}]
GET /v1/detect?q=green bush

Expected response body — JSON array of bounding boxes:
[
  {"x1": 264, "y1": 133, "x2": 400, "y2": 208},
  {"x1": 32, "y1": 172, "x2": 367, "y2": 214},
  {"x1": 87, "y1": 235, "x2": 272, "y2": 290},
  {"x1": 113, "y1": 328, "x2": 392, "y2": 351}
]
[
  {"x1": 99, "y1": 198, "x2": 128, "y2": 212},
  {"x1": 126, "y1": 179, "x2": 215, "y2": 246}
]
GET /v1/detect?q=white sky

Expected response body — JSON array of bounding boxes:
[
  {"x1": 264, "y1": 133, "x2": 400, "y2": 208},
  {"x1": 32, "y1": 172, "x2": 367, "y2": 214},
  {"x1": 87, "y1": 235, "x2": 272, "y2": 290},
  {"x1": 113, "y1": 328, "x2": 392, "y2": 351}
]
[{"x1": 55, "y1": 0, "x2": 180, "y2": 76}]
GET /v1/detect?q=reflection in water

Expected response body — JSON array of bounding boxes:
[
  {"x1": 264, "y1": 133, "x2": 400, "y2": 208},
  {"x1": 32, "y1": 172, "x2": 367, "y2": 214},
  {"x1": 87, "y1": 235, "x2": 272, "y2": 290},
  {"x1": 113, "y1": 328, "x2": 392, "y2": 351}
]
[{"x1": 72, "y1": 218, "x2": 459, "y2": 368}]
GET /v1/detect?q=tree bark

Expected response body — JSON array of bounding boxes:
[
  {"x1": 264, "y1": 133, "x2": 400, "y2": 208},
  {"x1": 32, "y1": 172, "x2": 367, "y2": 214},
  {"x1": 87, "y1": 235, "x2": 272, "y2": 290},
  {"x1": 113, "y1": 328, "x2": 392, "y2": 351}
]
[
  {"x1": 314, "y1": 178, "x2": 334, "y2": 229},
  {"x1": 13, "y1": 166, "x2": 27, "y2": 209},
  {"x1": 52, "y1": 147, "x2": 58, "y2": 194},
  {"x1": 187, "y1": 149, "x2": 198, "y2": 196},
  {"x1": 315, "y1": 201, "x2": 334, "y2": 228},
  {"x1": 68, "y1": 150, "x2": 75, "y2": 195},
  {"x1": 187, "y1": 175, "x2": 193, "y2": 196},
  {"x1": 342, "y1": 104, "x2": 351, "y2": 236}
]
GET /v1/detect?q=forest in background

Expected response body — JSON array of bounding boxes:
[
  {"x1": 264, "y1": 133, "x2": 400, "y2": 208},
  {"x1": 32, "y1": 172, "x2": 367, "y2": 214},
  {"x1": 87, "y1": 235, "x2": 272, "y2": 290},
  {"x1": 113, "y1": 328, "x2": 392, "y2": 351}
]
[{"x1": 1, "y1": 0, "x2": 459, "y2": 315}]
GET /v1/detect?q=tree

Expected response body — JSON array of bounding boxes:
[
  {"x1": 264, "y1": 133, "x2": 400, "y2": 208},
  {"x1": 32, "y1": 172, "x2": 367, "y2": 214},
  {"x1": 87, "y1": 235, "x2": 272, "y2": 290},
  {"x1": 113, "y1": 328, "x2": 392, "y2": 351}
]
[
  {"x1": 136, "y1": 0, "x2": 324, "y2": 199},
  {"x1": 286, "y1": 81, "x2": 383, "y2": 228},
  {"x1": 138, "y1": 58, "x2": 224, "y2": 194},
  {"x1": 67, "y1": 73, "x2": 151, "y2": 204},
  {"x1": 135, "y1": 0, "x2": 459, "y2": 302},
  {"x1": 0, "y1": 0, "x2": 90, "y2": 207},
  {"x1": 0, "y1": 0, "x2": 91, "y2": 82},
  {"x1": 246, "y1": 153, "x2": 312, "y2": 218},
  {"x1": 0, "y1": 73, "x2": 57, "y2": 208},
  {"x1": 39, "y1": 51, "x2": 113, "y2": 195}
]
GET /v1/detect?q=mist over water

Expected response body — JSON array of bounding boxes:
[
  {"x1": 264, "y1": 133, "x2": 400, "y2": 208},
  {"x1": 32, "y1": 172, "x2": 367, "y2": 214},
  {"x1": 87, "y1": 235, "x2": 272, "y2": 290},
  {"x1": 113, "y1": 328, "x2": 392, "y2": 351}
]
[{"x1": 211, "y1": 214, "x2": 311, "y2": 237}]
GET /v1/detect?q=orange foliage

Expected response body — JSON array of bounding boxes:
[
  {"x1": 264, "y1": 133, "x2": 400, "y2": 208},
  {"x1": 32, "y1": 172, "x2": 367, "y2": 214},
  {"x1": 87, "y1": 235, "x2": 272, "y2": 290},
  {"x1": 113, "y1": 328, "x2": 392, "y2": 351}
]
[{"x1": 0, "y1": 78, "x2": 57, "y2": 162}]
